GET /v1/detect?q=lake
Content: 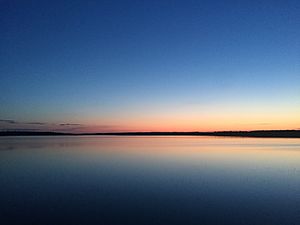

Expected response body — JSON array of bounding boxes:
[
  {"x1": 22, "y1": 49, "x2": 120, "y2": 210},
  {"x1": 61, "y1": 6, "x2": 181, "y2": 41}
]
[{"x1": 0, "y1": 136, "x2": 299, "y2": 225}]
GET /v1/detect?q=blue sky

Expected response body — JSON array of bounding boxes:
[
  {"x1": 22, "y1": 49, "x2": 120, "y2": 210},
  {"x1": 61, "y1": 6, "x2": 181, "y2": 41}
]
[{"x1": 1, "y1": 0, "x2": 299, "y2": 132}]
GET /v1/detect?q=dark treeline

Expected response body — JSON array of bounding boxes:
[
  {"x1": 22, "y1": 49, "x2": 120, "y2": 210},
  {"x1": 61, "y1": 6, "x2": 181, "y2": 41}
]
[
  {"x1": 1, "y1": 130, "x2": 300, "y2": 138},
  {"x1": 0, "y1": 131, "x2": 69, "y2": 136}
]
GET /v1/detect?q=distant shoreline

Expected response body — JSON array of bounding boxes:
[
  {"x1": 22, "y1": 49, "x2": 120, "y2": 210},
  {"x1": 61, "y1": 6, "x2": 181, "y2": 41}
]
[{"x1": 1, "y1": 130, "x2": 300, "y2": 138}]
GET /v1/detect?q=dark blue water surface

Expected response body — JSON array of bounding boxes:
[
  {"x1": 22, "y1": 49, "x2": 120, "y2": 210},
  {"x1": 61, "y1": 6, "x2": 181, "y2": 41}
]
[{"x1": 0, "y1": 136, "x2": 299, "y2": 225}]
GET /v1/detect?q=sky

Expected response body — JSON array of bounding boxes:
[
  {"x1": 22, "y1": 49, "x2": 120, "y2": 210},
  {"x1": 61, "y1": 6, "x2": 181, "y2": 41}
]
[{"x1": 0, "y1": 0, "x2": 299, "y2": 132}]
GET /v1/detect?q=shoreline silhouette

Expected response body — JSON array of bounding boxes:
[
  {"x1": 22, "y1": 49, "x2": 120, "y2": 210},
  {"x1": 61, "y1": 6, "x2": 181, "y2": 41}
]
[{"x1": 1, "y1": 130, "x2": 300, "y2": 138}]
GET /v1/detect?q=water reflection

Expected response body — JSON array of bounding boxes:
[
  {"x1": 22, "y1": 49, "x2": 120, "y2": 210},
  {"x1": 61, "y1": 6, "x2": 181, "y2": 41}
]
[{"x1": 0, "y1": 136, "x2": 299, "y2": 225}]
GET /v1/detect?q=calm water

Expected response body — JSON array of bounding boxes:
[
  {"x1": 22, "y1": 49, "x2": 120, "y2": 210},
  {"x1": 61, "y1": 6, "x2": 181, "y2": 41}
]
[{"x1": 0, "y1": 136, "x2": 299, "y2": 225}]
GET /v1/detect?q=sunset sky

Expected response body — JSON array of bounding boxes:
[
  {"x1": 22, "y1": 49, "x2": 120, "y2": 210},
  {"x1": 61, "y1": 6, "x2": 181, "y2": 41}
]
[{"x1": 1, "y1": 0, "x2": 299, "y2": 132}]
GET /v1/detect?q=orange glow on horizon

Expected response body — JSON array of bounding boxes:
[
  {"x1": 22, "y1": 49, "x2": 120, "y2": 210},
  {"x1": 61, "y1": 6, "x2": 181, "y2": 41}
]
[{"x1": 79, "y1": 114, "x2": 300, "y2": 133}]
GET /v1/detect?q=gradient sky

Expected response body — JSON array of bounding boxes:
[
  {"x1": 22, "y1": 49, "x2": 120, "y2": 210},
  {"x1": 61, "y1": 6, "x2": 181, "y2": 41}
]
[{"x1": 1, "y1": 0, "x2": 299, "y2": 132}]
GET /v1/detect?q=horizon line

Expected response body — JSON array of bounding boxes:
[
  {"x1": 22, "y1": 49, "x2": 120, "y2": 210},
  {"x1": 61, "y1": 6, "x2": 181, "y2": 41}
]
[{"x1": 1, "y1": 129, "x2": 300, "y2": 138}]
